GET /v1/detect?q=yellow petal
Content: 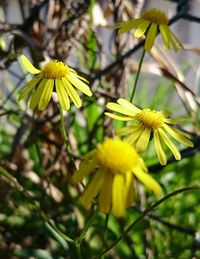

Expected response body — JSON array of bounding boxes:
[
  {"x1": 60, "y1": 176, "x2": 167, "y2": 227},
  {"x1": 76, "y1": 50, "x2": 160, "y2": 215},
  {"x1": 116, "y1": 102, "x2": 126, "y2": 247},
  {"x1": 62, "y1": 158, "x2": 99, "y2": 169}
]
[
  {"x1": 67, "y1": 74, "x2": 92, "y2": 97},
  {"x1": 55, "y1": 79, "x2": 70, "y2": 110},
  {"x1": 29, "y1": 78, "x2": 48, "y2": 109},
  {"x1": 163, "y1": 124, "x2": 193, "y2": 147},
  {"x1": 18, "y1": 75, "x2": 41, "y2": 101},
  {"x1": 112, "y1": 174, "x2": 126, "y2": 217},
  {"x1": 158, "y1": 128, "x2": 181, "y2": 160},
  {"x1": 159, "y1": 24, "x2": 170, "y2": 49},
  {"x1": 106, "y1": 102, "x2": 136, "y2": 117},
  {"x1": 134, "y1": 20, "x2": 150, "y2": 38},
  {"x1": 154, "y1": 130, "x2": 167, "y2": 166},
  {"x1": 125, "y1": 172, "x2": 135, "y2": 207},
  {"x1": 133, "y1": 169, "x2": 162, "y2": 199},
  {"x1": 80, "y1": 168, "x2": 105, "y2": 208},
  {"x1": 144, "y1": 23, "x2": 157, "y2": 51},
  {"x1": 73, "y1": 157, "x2": 97, "y2": 183},
  {"x1": 135, "y1": 128, "x2": 151, "y2": 152},
  {"x1": 116, "y1": 124, "x2": 140, "y2": 136},
  {"x1": 125, "y1": 124, "x2": 144, "y2": 145},
  {"x1": 20, "y1": 55, "x2": 41, "y2": 74},
  {"x1": 117, "y1": 98, "x2": 140, "y2": 112},
  {"x1": 164, "y1": 117, "x2": 187, "y2": 124},
  {"x1": 98, "y1": 170, "x2": 113, "y2": 214},
  {"x1": 162, "y1": 25, "x2": 178, "y2": 52},
  {"x1": 172, "y1": 127, "x2": 192, "y2": 139},
  {"x1": 105, "y1": 112, "x2": 134, "y2": 121},
  {"x1": 63, "y1": 78, "x2": 82, "y2": 108},
  {"x1": 170, "y1": 29, "x2": 184, "y2": 49},
  {"x1": 116, "y1": 19, "x2": 142, "y2": 34},
  {"x1": 38, "y1": 79, "x2": 54, "y2": 110}
]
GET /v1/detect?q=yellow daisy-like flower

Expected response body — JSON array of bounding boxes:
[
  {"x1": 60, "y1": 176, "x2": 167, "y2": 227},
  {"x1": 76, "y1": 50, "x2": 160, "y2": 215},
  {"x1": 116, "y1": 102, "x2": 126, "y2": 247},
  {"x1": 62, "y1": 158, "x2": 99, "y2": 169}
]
[
  {"x1": 115, "y1": 8, "x2": 184, "y2": 51},
  {"x1": 73, "y1": 138, "x2": 162, "y2": 218},
  {"x1": 105, "y1": 99, "x2": 194, "y2": 166},
  {"x1": 18, "y1": 55, "x2": 92, "y2": 110}
]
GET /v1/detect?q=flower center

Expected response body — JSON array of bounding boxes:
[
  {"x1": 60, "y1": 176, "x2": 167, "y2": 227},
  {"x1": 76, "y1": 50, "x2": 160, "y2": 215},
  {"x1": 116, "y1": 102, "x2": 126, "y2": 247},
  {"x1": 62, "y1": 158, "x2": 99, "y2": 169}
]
[
  {"x1": 142, "y1": 8, "x2": 168, "y2": 25},
  {"x1": 136, "y1": 109, "x2": 164, "y2": 129},
  {"x1": 96, "y1": 139, "x2": 139, "y2": 174},
  {"x1": 41, "y1": 61, "x2": 69, "y2": 79}
]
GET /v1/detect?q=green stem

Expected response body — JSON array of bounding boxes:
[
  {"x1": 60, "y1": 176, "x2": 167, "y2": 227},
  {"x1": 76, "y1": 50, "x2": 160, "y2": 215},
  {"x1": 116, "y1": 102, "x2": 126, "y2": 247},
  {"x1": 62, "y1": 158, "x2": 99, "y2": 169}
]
[
  {"x1": 76, "y1": 208, "x2": 99, "y2": 244},
  {"x1": 96, "y1": 185, "x2": 200, "y2": 258},
  {"x1": 130, "y1": 48, "x2": 146, "y2": 102},
  {"x1": 75, "y1": 243, "x2": 83, "y2": 259},
  {"x1": 59, "y1": 105, "x2": 76, "y2": 170},
  {"x1": 0, "y1": 166, "x2": 75, "y2": 244}
]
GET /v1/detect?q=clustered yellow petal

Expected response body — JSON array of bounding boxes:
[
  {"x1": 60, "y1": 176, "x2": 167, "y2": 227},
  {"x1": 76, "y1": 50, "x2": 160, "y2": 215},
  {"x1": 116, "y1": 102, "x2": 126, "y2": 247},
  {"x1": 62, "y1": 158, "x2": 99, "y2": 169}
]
[
  {"x1": 18, "y1": 55, "x2": 92, "y2": 111},
  {"x1": 105, "y1": 98, "x2": 194, "y2": 165},
  {"x1": 115, "y1": 8, "x2": 184, "y2": 51},
  {"x1": 73, "y1": 138, "x2": 162, "y2": 217}
]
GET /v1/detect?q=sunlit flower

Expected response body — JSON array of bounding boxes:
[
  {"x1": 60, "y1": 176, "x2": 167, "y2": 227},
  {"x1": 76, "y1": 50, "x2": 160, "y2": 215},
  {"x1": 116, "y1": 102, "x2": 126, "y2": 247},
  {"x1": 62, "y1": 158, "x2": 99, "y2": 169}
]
[
  {"x1": 115, "y1": 8, "x2": 184, "y2": 51},
  {"x1": 18, "y1": 55, "x2": 92, "y2": 110},
  {"x1": 73, "y1": 138, "x2": 162, "y2": 217},
  {"x1": 105, "y1": 99, "x2": 193, "y2": 165}
]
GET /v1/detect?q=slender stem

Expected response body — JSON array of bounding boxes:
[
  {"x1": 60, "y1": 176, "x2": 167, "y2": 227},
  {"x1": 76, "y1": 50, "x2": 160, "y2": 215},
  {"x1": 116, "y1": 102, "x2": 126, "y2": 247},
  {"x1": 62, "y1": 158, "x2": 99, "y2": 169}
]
[
  {"x1": 130, "y1": 48, "x2": 146, "y2": 102},
  {"x1": 103, "y1": 214, "x2": 109, "y2": 240},
  {"x1": 0, "y1": 166, "x2": 75, "y2": 244},
  {"x1": 75, "y1": 243, "x2": 83, "y2": 259},
  {"x1": 76, "y1": 208, "x2": 99, "y2": 244},
  {"x1": 59, "y1": 105, "x2": 76, "y2": 170},
  {"x1": 96, "y1": 185, "x2": 200, "y2": 258}
]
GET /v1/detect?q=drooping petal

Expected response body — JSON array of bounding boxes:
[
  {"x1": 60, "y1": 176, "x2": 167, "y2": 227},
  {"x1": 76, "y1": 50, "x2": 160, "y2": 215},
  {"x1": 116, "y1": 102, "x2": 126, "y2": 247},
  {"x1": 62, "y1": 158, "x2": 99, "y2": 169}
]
[
  {"x1": 125, "y1": 172, "x2": 135, "y2": 207},
  {"x1": 98, "y1": 170, "x2": 113, "y2": 214},
  {"x1": 106, "y1": 102, "x2": 136, "y2": 117},
  {"x1": 162, "y1": 25, "x2": 178, "y2": 52},
  {"x1": 29, "y1": 78, "x2": 48, "y2": 109},
  {"x1": 170, "y1": 29, "x2": 184, "y2": 49},
  {"x1": 80, "y1": 168, "x2": 105, "y2": 208},
  {"x1": 73, "y1": 157, "x2": 97, "y2": 183},
  {"x1": 158, "y1": 128, "x2": 181, "y2": 161},
  {"x1": 133, "y1": 169, "x2": 162, "y2": 199},
  {"x1": 144, "y1": 23, "x2": 157, "y2": 51},
  {"x1": 135, "y1": 128, "x2": 151, "y2": 152},
  {"x1": 134, "y1": 20, "x2": 150, "y2": 38},
  {"x1": 163, "y1": 124, "x2": 193, "y2": 147},
  {"x1": 38, "y1": 79, "x2": 54, "y2": 110},
  {"x1": 20, "y1": 55, "x2": 41, "y2": 74},
  {"x1": 67, "y1": 73, "x2": 92, "y2": 97},
  {"x1": 117, "y1": 98, "x2": 140, "y2": 112},
  {"x1": 105, "y1": 112, "x2": 134, "y2": 121},
  {"x1": 115, "y1": 19, "x2": 142, "y2": 34},
  {"x1": 159, "y1": 24, "x2": 170, "y2": 49},
  {"x1": 18, "y1": 75, "x2": 41, "y2": 101},
  {"x1": 82, "y1": 149, "x2": 97, "y2": 160},
  {"x1": 154, "y1": 130, "x2": 167, "y2": 166},
  {"x1": 112, "y1": 174, "x2": 126, "y2": 217},
  {"x1": 55, "y1": 79, "x2": 70, "y2": 110},
  {"x1": 63, "y1": 78, "x2": 82, "y2": 108}
]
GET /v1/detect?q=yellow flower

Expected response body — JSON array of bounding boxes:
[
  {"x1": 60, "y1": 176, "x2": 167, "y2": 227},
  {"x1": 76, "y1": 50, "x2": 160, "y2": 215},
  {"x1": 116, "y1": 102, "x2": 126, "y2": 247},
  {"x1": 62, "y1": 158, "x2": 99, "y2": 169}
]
[
  {"x1": 18, "y1": 55, "x2": 92, "y2": 110},
  {"x1": 105, "y1": 99, "x2": 194, "y2": 166},
  {"x1": 73, "y1": 138, "x2": 162, "y2": 218},
  {"x1": 115, "y1": 8, "x2": 184, "y2": 51}
]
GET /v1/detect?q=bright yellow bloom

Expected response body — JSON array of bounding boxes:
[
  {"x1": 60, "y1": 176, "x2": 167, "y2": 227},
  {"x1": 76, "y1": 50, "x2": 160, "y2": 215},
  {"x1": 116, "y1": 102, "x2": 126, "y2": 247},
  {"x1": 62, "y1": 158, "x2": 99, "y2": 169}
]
[
  {"x1": 18, "y1": 55, "x2": 92, "y2": 110},
  {"x1": 73, "y1": 138, "x2": 162, "y2": 217},
  {"x1": 105, "y1": 99, "x2": 194, "y2": 165},
  {"x1": 115, "y1": 8, "x2": 184, "y2": 51}
]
